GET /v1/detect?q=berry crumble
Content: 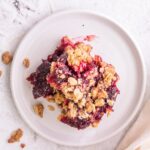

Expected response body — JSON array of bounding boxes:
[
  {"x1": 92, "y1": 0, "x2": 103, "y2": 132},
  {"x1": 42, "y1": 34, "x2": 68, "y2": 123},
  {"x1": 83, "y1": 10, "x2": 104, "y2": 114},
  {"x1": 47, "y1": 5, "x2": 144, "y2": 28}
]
[{"x1": 27, "y1": 35, "x2": 120, "y2": 129}]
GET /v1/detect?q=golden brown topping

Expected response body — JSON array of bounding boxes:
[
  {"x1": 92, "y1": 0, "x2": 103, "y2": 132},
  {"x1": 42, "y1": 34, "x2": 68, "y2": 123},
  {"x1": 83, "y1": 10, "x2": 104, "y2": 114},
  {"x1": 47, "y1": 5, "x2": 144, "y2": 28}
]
[
  {"x1": 68, "y1": 77, "x2": 77, "y2": 85},
  {"x1": 23, "y1": 58, "x2": 30, "y2": 68},
  {"x1": 48, "y1": 105, "x2": 55, "y2": 111},
  {"x1": 78, "y1": 98, "x2": 86, "y2": 108},
  {"x1": 86, "y1": 101, "x2": 96, "y2": 113},
  {"x1": 74, "y1": 88, "x2": 83, "y2": 102},
  {"x1": 66, "y1": 43, "x2": 92, "y2": 67},
  {"x1": 103, "y1": 65, "x2": 116, "y2": 87},
  {"x1": 8, "y1": 128, "x2": 23, "y2": 143},
  {"x1": 91, "y1": 87, "x2": 99, "y2": 99},
  {"x1": 95, "y1": 99, "x2": 105, "y2": 107},
  {"x1": 89, "y1": 79, "x2": 95, "y2": 87},
  {"x1": 68, "y1": 102, "x2": 74, "y2": 109},
  {"x1": 50, "y1": 62, "x2": 56, "y2": 73},
  {"x1": 98, "y1": 90, "x2": 108, "y2": 99},
  {"x1": 33, "y1": 103, "x2": 44, "y2": 118},
  {"x1": 105, "y1": 66, "x2": 115, "y2": 75},
  {"x1": 79, "y1": 110, "x2": 89, "y2": 119},
  {"x1": 2, "y1": 51, "x2": 13, "y2": 64},
  {"x1": 97, "y1": 81, "x2": 105, "y2": 89},
  {"x1": 67, "y1": 106, "x2": 77, "y2": 118},
  {"x1": 54, "y1": 92, "x2": 65, "y2": 104}
]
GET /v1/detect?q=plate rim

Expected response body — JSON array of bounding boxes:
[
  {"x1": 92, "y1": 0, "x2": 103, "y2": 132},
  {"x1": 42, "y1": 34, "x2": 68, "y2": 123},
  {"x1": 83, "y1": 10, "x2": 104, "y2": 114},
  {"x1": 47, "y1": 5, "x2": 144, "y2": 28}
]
[{"x1": 10, "y1": 9, "x2": 147, "y2": 147}]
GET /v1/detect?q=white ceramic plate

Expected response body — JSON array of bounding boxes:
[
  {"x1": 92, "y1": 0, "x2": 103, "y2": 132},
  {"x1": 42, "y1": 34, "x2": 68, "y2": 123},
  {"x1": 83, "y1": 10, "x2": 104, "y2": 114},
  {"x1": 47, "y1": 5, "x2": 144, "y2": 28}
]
[{"x1": 11, "y1": 10, "x2": 146, "y2": 146}]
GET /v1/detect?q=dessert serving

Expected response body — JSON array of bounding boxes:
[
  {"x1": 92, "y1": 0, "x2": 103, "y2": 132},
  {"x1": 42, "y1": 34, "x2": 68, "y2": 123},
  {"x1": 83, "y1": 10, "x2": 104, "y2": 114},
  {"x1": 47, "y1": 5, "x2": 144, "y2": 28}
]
[{"x1": 27, "y1": 35, "x2": 120, "y2": 129}]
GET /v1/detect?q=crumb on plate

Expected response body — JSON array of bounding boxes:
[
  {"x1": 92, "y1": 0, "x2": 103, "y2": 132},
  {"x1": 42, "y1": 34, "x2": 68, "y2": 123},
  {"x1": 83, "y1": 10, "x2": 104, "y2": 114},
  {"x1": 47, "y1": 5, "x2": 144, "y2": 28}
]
[
  {"x1": 8, "y1": 128, "x2": 23, "y2": 143},
  {"x1": 23, "y1": 58, "x2": 30, "y2": 68},
  {"x1": 33, "y1": 103, "x2": 44, "y2": 118},
  {"x1": 48, "y1": 105, "x2": 55, "y2": 111},
  {"x1": 2, "y1": 51, "x2": 13, "y2": 64}
]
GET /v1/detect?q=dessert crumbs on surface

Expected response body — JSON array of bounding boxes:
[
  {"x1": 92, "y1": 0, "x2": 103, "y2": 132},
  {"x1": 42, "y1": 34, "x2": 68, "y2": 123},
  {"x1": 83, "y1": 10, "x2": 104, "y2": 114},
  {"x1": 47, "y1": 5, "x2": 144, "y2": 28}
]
[
  {"x1": 1, "y1": 51, "x2": 13, "y2": 65},
  {"x1": 33, "y1": 103, "x2": 44, "y2": 118},
  {"x1": 0, "y1": 70, "x2": 2, "y2": 77},
  {"x1": 23, "y1": 58, "x2": 30, "y2": 68},
  {"x1": 20, "y1": 143, "x2": 26, "y2": 148},
  {"x1": 48, "y1": 105, "x2": 55, "y2": 111},
  {"x1": 8, "y1": 128, "x2": 23, "y2": 143}
]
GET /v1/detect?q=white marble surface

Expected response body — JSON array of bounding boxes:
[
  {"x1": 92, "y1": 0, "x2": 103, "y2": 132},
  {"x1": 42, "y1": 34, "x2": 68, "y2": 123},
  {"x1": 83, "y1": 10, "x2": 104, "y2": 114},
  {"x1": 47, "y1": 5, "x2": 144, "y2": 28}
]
[{"x1": 0, "y1": 0, "x2": 150, "y2": 150}]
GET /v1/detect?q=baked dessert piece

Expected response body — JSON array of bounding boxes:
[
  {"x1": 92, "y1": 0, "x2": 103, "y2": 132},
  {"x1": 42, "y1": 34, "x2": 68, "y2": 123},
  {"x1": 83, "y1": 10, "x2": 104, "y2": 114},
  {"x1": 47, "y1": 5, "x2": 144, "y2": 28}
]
[{"x1": 27, "y1": 35, "x2": 120, "y2": 129}]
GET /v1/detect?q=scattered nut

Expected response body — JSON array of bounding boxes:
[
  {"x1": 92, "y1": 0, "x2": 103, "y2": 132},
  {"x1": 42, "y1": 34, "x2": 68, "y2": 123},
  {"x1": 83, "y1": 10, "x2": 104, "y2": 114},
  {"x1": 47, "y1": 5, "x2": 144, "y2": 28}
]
[
  {"x1": 48, "y1": 105, "x2": 55, "y2": 111},
  {"x1": 20, "y1": 143, "x2": 26, "y2": 149},
  {"x1": 8, "y1": 128, "x2": 23, "y2": 143},
  {"x1": 2, "y1": 51, "x2": 13, "y2": 64},
  {"x1": 33, "y1": 103, "x2": 44, "y2": 118},
  {"x1": 23, "y1": 58, "x2": 30, "y2": 68}
]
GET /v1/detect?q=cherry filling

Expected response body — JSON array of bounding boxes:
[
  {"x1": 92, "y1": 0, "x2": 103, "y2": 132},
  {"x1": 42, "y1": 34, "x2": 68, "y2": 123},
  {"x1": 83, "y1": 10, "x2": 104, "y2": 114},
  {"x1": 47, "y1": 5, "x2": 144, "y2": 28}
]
[
  {"x1": 61, "y1": 116, "x2": 91, "y2": 129},
  {"x1": 27, "y1": 60, "x2": 54, "y2": 98}
]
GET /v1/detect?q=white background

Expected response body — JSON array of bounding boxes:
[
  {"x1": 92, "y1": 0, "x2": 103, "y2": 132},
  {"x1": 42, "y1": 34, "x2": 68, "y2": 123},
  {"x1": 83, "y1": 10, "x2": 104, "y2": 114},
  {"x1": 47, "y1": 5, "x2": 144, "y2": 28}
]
[{"x1": 0, "y1": 0, "x2": 150, "y2": 150}]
